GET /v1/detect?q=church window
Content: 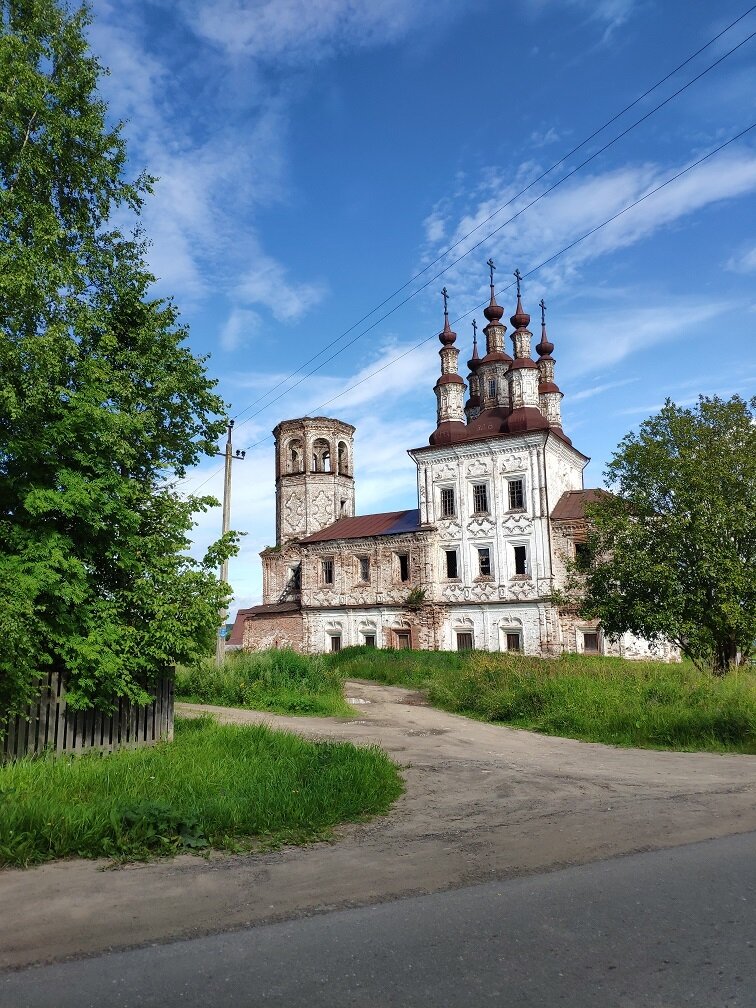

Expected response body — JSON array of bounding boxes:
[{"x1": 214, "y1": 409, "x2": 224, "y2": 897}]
[
  {"x1": 472, "y1": 483, "x2": 489, "y2": 514},
  {"x1": 505, "y1": 631, "x2": 522, "y2": 652},
  {"x1": 583, "y1": 631, "x2": 600, "y2": 654},
  {"x1": 288, "y1": 439, "x2": 303, "y2": 473},
  {"x1": 397, "y1": 553, "x2": 410, "y2": 582},
  {"x1": 445, "y1": 549, "x2": 459, "y2": 579},
  {"x1": 396, "y1": 632, "x2": 411, "y2": 650},
  {"x1": 513, "y1": 544, "x2": 528, "y2": 577},
  {"x1": 574, "y1": 542, "x2": 590, "y2": 571},
  {"x1": 337, "y1": 441, "x2": 349, "y2": 475},
  {"x1": 456, "y1": 632, "x2": 474, "y2": 651},
  {"x1": 477, "y1": 547, "x2": 492, "y2": 577},
  {"x1": 363, "y1": 633, "x2": 376, "y2": 647},
  {"x1": 322, "y1": 558, "x2": 335, "y2": 585},
  {"x1": 358, "y1": 556, "x2": 370, "y2": 582},
  {"x1": 330, "y1": 634, "x2": 342, "y2": 653},
  {"x1": 508, "y1": 478, "x2": 525, "y2": 510},
  {"x1": 312, "y1": 438, "x2": 331, "y2": 473},
  {"x1": 440, "y1": 487, "x2": 456, "y2": 518},
  {"x1": 488, "y1": 379, "x2": 496, "y2": 399},
  {"x1": 340, "y1": 499, "x2": 347, "y2": 516}
]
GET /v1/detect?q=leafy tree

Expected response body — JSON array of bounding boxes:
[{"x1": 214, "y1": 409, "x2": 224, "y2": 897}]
[
  {"x1": 574, "y1": 396, "x2": 756, "y2": 674},
  {"x1": 0, "y1": 0, "x2": 236, "y2": 717}
]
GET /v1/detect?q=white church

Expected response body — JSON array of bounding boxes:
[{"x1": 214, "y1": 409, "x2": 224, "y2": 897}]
[{"x1": 229, "y1": 266, "x2": 671, "y2": 660}]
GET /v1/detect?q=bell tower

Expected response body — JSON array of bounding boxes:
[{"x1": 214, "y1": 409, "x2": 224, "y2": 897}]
[{"x1": 273, "y1": 416, "x2": 356, "y2": 544}]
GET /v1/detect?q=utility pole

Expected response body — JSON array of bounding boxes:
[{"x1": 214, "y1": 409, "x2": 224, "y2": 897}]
[{"x1": 216, "y1": 420, "x2": 245, "y2": 666}]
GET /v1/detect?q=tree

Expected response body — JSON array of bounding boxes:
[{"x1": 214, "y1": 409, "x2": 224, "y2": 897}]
[
  {"x1": 0, "y1": 0, "x2": 236, "y2": 717},
  {"x1": 574, "y1": 395, "x2": 756, "y2": 674}
]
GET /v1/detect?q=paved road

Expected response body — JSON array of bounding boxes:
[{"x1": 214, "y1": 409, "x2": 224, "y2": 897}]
[
  {"x1": 2, "y1": 680, "x2": 756, "y2": 970},
  {"x1": 3, "y1": 832, "x2": 754, "y2": 1007}
]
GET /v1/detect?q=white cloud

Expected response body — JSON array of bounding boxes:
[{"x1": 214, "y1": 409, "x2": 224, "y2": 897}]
[
  {"x1": 424, "y1": 148, "x2": 756, "y2": 301},
  {"x1": 220, "y1": 309, "x2": 262, "y2": 351},
  {"x1": 236, "y1": 245, "x2": 327, "y2": 322},
  {"x1": 726, "y1": 243, "x2": 756, "y2": 274},
  {"x1": 571, "y1": 377, "x2": 638, "y2": 401},
  {"x1": 172, "y1": 0, "x2": 457, "y2": 62}
]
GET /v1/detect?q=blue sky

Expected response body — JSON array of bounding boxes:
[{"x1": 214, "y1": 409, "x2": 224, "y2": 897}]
[{"x1": 87, "y1": 0, "x2": 756, "y2": 612}]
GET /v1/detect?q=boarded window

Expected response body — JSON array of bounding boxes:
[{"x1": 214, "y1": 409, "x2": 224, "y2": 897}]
[
  {"x1": 445, "y1": 550, "x2": 458, "y2": 579},
  {"x1": 322, "y1": 558, "x2": 334, "y2": 584},
  {"x1": 457, "y1": 632, "x2": 474, "y2": 651},
  {"x1": 583, "y1": 632, "x2": 600, "y2": 654},
  {"x1": 363, "y1": 634, "x2": 376, "y2": 647},
  {"x1": 506, "y1": 632, "x2": 522, "y2": 652},
  {"x1": 508, "y1": 478, "x2": 525, "y2": 510},
  {"x1": 478, "y1": 547, "x2": 491, "y2": 576},
  {"x1": 440, "y1": 487, "x2": 456, "y2": 518},
  {"x1": 396, "y1": 632, "x2": 411, "y2": 649},
  {"x1": 472, "y1": 483, "x2": 489, "y2": 513},
  {"x1": 398, "y1": 553, "x2": 410, "y2": 582},
  {"x1": 330, "y1": 635, "x2": 342, "y2": 652},
  {"x1": 513, "y1": 545, "x2": 528, "y2": 577},
  {"x1": 358, "y1": 556, "x2": 370, "y2": 582}
]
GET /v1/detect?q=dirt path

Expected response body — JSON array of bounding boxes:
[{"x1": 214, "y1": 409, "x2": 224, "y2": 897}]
[{"x1": 2, "y1": 680, "x2": 755, "y2": 971}]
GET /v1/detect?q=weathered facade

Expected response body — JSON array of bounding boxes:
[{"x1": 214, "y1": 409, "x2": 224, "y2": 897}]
[{"x1": 230, "y1": 271, "x2": 676, "y2": 660}]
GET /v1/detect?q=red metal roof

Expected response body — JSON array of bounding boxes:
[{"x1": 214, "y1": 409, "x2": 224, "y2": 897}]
[
  {"x1": 301, "y1": 509, "x2": 421, "y2": 543},
  {"x1": 550, "y1": 488, "x2": 610, "y2": 521}
]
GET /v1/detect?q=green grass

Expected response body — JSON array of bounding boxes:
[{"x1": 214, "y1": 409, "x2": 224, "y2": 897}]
[
  {"x1": 0, "y1": 716, "x2": 404, "y2": 868},
  {"x1": 175, "y1": 649, "x2": 351, "y2": 717},
  {"x1": 329, "y1": 646, "x2": 756, "y2": 753}
]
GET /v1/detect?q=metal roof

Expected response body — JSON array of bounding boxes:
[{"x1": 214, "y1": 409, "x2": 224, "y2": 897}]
[
  {"x1": 300, "y1": 508, "x2": 422, "y2": 543},
  {"x1": 550, "y1": 489, "x2": 610, "y2": 521}
]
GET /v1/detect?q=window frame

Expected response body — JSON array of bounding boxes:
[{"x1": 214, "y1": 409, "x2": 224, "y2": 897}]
[
  {"x1": 321, "y1": 557, "x2": 335, "y2": 585},
  {"x1": 456, "y1": 631, "x2": 474, "y2": 651},
  {"x1": 505, "y1": 631, "x2": 522, "y2": 652},
  {"x1": 582, "y1": 631, "x2": 601, "y2": 654},
  {"x1": 329, "y1": 634, "x2": 342, "y2": 653},
  {"x1": 471, "y1": 482, "x2": 489, "y2": 515},
  {"x1": 511, "y1": 543, "x2": 529, "y2": 578},
  {"x1": 507, "y1": 477, "x2": 526, "y2": 511},
  {"x1": 444, "y1": 548, "x2": 460, "y2": 580},
  {"x1": 440, "y1": 486, "x2": 456, "y2": 519},
  {"x1": 396, "y1": 552, "x2": 410, "y2": 583},
  {"x1": 358, "y1": 555, "x2": 370, "y2": 583},
  {"x1": 477, "y1": 546, "x2": 492, "y2": 578},
  {"x1": 395, "y1": 631, "x2": 411, "y2": 650},
  {"x1": 363, "y1": 633, "x2": 376, "y2": 648}
]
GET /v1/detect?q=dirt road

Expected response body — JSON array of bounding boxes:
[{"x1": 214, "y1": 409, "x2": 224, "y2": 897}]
[{"x1": 2, "y1": 679, "x2": 755, "y2": 971}]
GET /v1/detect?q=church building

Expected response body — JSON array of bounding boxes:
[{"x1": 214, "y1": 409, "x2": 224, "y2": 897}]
[{"x1": 229, "y1": 266, "x2": 672, "y2": 660}]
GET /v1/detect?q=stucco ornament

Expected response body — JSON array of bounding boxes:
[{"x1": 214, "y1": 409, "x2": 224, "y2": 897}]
[{"x1": 284, "y1": 492, "x2": 306, "y2": 531}]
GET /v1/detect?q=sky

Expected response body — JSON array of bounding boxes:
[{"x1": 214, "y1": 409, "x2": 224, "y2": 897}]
[{"x1": 86, "y1": 0, "x2": 756, "y2": 614}]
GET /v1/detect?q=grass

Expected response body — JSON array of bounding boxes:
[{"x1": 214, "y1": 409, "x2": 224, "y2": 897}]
[
  {"x1": 175, "y1": 649, "x2": 352, "y2": 717},
  {"x1": 329, "y1": 646, "x2": 756, "y2": 753},
  {"x1": 0, "y1": 715, "x2": 403, "y2": 868}
]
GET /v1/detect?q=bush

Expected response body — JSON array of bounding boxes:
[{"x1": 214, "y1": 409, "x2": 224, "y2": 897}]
[{"x1": 175, "y1": 649, "x2": 351, "y2": 716}]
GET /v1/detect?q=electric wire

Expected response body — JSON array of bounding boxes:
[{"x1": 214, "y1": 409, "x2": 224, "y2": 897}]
[
  {"x1": 227, "y1": 6, "x2": 756, "y2": 426},
  {"x1": 182, "y1": 119, "x2": 756, "y2": 496}
]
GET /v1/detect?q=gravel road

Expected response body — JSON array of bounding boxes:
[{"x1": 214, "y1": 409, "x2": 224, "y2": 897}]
[{"x1": 2, "y1": 679, "x2": 755, "y2": 971}]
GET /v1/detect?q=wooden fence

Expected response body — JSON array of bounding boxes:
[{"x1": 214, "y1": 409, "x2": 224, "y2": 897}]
[{"x1": 1, "y1": 670, "x2": 174, "y2": 762}]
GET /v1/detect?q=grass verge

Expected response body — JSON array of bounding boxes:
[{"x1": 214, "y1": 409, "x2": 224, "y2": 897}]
[
  {"x1": 176, "y1": 649, "x2": 351, "y2": 717},
  {"x1": 329, "y1": 646, "x2": 756, "y2": 753},
  {"x1": 0, "y1": 715, "x2": 403, "y2": 868}
]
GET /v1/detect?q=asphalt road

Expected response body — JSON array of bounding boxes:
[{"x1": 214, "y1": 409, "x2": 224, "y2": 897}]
[{"x1": 3, "y1": 831, "x2": 754, "y2": 1008}]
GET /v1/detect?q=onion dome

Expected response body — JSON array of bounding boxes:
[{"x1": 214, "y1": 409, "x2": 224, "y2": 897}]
[
  {"x1": 536, "y1": 298, "x2": 554, "y2": 356},
  {"x1": 483, "y1": 257, "x2": 505, "y2": 323}
]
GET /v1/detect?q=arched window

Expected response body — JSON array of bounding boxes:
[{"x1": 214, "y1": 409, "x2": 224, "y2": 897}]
[
  {"x1": 337, "y1": 441, "x2": 349, "y2": 475},
  {"x1": 287, "y1": 438, "x2": 303, "y2": 474},
  {"x1": 312, "y1": 437, "x2": 331, "y2": 473}
]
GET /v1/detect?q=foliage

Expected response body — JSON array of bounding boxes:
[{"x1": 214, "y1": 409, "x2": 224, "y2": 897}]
[
  {"x1": 330, "y1": 646, "x2": 756, "y2": 753},
  {"x1": 404, "y1": 587, "x2": 427, "y2": 610},
  {"x1": 0, "y1": 716, "x2": 403, "y2": 867},
  {"x1": 0, "y1": 0, "x2": 236, "y2": 716},
  {"x1": 571, "y1": 396, "x2": 756, "y2": 675},
  {"x1": 175, "y1": 650, "x2": 352, "y2": 717}
]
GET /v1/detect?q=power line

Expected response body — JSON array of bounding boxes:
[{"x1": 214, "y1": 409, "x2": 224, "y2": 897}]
[
  {"x1": 213, "y1": 121, "x2": 752, "y2": 467},
  {"x1": 220, "y1": 23, "x2": 756, "y2": 448},
  {"x1": 228, "y1": 6, "x2": 756, "y2": 426}
]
